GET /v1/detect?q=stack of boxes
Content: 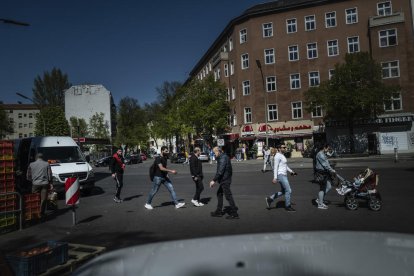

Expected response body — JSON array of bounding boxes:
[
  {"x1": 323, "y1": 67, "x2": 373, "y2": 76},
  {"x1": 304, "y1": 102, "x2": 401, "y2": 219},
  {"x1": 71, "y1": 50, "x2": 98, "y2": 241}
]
[{"x1": 0, "y1": 140, "x2": 17, "y2": 232}]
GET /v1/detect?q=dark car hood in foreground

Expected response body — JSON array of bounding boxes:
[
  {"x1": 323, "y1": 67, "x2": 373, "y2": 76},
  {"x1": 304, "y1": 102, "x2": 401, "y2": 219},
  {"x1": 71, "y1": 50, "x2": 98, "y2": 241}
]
[{"x1": 74, "y1": 231, "x2": 414, "y2": 276}]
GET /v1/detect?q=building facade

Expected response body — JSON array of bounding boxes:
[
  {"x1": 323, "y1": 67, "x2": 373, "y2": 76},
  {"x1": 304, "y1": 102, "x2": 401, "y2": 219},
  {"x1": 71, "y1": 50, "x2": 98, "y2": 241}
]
[
  {"x1": 189, "y1": 0, "x2": 414, "y2": 154},
  {"x1": 1, "y1": 104, "x2": 40, "y2": 139},
  {"x1": 64, "y1": 84, "x2": 116, "y2": 139}
]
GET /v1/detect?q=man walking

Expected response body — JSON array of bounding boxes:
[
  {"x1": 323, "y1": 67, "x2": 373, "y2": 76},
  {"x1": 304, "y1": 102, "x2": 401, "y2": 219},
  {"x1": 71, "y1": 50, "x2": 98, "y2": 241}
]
[
  {"x1": 26, "y1": 153, "x2": 52, "y2": 218},
  {"x1": 314, "y1": 144, "x2": 336, "y2": 209},
  {"x1": 265, "y1": 144, "x2": 297, "y2": 212},
  {"x1": 209, "y1": 146, "x2": 239, "y2": 219},
  {"x1": 261, "y1": 145, "x2": 271, "y2": 172},
  {"x1": 189, "y1": 147, "x2": 204, "y2": 207},
  {"x1": 145, "y1": 146, "x2": 185, "y2": 209},
  {"x1": 111, "y1": 148, "x2": 125, "y2": 203}
]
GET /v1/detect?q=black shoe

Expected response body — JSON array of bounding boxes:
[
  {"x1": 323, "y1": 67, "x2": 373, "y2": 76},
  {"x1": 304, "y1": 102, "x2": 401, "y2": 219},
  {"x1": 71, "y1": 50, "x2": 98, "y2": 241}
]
[
  {"x1": 285, "y1": 206, "x2": 296, "y2": 212},
  {"x1": 226, "y1": 214, "x2": 240, "y2": 220},
  {"x1": 265, "y1": 197, "x2": 273, "y2": 208},
  {"x1": 261, "y1": 169, "x2": 265, "y2": 173},
  {"x1": 210, "y1": 210, "x2": 225, "y2": 217}
]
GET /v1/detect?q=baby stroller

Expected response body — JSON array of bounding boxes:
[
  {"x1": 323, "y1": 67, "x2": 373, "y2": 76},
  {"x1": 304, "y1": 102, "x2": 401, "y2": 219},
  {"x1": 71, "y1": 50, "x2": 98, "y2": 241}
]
[{"x1": 335, "y1": 168, "x2": 382, "y2": 211}]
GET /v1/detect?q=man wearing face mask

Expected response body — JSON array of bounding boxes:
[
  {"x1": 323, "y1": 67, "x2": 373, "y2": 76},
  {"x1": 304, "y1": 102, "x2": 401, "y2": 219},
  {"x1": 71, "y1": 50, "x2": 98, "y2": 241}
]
[
  {"x1": 145, "y1": 146, "x2": 185, "y2": 210},
  {"x1": 111, "y1": 148, "x2": 126, "y2": 203}
]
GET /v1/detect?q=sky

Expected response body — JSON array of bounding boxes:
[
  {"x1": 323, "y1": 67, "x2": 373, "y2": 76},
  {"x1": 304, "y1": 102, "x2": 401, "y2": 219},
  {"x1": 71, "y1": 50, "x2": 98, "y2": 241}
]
[{"x1": 1, "y1": 0, "x2": 273, "y2": 106}]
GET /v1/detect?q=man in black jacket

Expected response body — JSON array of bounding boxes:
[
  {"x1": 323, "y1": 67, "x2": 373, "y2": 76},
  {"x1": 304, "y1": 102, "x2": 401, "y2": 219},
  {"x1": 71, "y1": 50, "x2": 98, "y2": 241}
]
[
  {"x1": 111, "y1": 149, "x2": 125, "y2": 203},
  {"x1": 209, "y1": 146, "x2": 239, "y2": 219},
  {"x1": 189, "y1": 147, "x2": 204, "y2": 207}
]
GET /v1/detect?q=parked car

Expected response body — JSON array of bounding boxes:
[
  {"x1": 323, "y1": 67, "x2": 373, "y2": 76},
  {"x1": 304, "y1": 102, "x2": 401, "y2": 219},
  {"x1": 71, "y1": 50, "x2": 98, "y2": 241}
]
[
  {"x1": 95, "y1": 156, "x2": 112, "y2": 167},
  {"x1": 140, "y1": 153, "x2": 147, "y2": 161},
  {"x1": 124, "y1": 154, "x2": 142, "y2": 165},
  {"x1": 198, "y1": 152, "x2": 210, "y2": 162},
  {"x1": 170, "y1": 153, "x2": 186, "y2": 163}
]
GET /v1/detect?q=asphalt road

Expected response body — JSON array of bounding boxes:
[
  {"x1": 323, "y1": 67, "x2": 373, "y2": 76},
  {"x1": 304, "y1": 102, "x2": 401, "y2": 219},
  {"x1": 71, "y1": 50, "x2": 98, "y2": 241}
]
[{"x1": 1, "y1": 155, "x2": 414, "y2": 254}]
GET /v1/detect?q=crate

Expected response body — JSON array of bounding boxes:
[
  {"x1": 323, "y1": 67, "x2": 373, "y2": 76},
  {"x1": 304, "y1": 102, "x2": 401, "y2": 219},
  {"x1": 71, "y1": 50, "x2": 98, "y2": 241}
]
[
  {"x1": 0, "y1": 179, "x2": 15, "y2": 193},
  {"x1": 6, "y1": 241, "x2": 68, "y2": 276},
  {"x1": 24, "y1": 193, "x2": 40, "y2": 203},
  {"x1": 0, "y1": 214, "x2": 16, "y2": 228},
  {"x1": 23, "y1": 193, "x2": 41, "y2": 221},
  {"x1": 0, "y1": 140, "x2": 13, "y2": 149}
]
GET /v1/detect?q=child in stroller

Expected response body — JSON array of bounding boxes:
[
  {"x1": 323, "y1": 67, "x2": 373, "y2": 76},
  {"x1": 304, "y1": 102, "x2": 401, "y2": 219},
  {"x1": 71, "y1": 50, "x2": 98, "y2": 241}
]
[{"x1": 335, "y1": 168, "x2": 382, "y2": 211}]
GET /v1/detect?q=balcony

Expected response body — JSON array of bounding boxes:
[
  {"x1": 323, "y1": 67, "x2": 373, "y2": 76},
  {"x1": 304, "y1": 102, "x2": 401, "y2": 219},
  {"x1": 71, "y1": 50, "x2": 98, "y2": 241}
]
[
  {"x1": 211, "y1": 51, "x2": 229, "y2": 67},
  {"x1": 369, "y1": 12, "x2": 404, "y2": 27}
]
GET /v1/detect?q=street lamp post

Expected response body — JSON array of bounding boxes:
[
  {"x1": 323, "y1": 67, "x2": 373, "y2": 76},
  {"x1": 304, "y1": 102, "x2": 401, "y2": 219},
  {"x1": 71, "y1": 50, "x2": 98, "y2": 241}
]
[
  {"x1": 256, "y1": 60, "x2": 268, "y2": 147},
  {"x1": 16, "y1": 92, "x2": 46, "y2": 136}
]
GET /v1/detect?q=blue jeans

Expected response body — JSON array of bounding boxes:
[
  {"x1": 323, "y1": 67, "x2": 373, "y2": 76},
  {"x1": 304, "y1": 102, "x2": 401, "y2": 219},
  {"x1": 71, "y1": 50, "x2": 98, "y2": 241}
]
[
  {"x1": 147, "y1": 176, "x2": 178, "y2": 205},
  {"x1": 271, "y1": 174, "x2": 292, "y2": 207}
]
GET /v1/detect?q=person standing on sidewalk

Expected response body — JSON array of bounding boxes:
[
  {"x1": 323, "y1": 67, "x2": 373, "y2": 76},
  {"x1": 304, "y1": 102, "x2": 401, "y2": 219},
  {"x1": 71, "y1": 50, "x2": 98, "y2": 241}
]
[
  {"x1": 145, "y1": 146, "x2": 185, "y2": 210},
  {"x1": 314, "y1": 144, "x2": 336, "y2": 209},
  {"x1": 189, "y1": 147, "x2": 204, "y2": 207},
  {"x1": 261, "y1": 146, "x2": 271, "y2": 173},
  {"x1": 265, "y1": 144, "x2": 297, "y2": 212},
  {"x1": 209, "y1": 146, "x2": 239, "y2": 219},
  {"x1": 26, "y1": 153, "x2": 52, "y2": 218},
  {"x1": 111, "y1": 148, "x2": 125, "y2": 203}
]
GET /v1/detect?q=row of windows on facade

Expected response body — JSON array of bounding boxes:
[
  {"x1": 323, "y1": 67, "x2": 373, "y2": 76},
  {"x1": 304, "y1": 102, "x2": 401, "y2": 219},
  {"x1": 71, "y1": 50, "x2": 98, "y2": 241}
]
[
  {"x1": 8, "y1": 111, "x2": 39, "y2": 118},
  {"x1": 204, "y1": 28, "x2": 397, "y2": 81},
  {"x1": 198, "y1": 1, "x2": 394, "y2": 79},
  {"x1": 222, "y1": 60, "x2": 399, "y2": 99},
  {"x1": 230, "y1": 94, "x2": 402, "y2": 126}
]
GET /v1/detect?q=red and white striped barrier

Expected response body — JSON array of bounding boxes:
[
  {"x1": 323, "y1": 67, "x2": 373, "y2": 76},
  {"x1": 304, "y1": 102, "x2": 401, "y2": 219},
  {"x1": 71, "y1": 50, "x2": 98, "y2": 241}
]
[{"x1": 65, "y1": 177, "x2": 80, "y2": 205}]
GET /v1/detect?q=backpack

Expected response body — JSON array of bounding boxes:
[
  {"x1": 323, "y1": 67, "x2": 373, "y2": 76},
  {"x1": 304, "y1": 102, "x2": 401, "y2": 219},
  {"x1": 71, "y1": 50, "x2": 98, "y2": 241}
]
[{"x1": 149, "y1": 158, "x2": 159, "y2": 181}]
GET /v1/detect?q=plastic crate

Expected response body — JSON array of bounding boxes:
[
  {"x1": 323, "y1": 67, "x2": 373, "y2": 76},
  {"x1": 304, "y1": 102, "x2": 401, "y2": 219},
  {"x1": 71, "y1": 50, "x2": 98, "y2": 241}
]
[
  {"x1": 0, "y1": 140, "x2": 13, "y2": 148},
  {"x1": 24, "y1": 193, "x2": 40, "y2": 202},
  {"x1": 0, "y1": 179, "x2": 15, "y2": 193},
  {"x1": 0, "y1": 214, "x2": 16, "y2": 228},
  {"x1": 6, "y1": 241, "x2": 68, "y2": 276}
]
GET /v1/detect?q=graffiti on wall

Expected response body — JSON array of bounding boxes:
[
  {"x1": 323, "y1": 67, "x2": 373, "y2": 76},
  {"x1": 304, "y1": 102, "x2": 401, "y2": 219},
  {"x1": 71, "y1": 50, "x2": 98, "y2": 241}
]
[{"x1": 330, "y1": 133, "x2": 368, "y2": 154}]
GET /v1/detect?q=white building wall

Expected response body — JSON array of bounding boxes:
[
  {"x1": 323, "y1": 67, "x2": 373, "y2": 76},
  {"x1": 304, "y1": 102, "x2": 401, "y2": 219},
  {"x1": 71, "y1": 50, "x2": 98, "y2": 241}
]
[{"x1": 65, "y1": 84, "x2": 113, "y2": 137}]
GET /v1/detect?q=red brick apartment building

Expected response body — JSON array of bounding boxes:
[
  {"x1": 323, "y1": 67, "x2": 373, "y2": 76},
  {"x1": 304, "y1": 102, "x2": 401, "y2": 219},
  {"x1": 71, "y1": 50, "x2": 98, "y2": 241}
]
[{"x1": 189, "y1": 0, "x2": 414, "y2": 155}]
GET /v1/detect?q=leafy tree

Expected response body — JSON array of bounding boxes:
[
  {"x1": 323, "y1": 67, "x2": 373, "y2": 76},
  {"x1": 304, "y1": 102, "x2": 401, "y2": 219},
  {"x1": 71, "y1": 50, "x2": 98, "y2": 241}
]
[
  {"x1": 69, "y1": 117, "x2": 88, "y2": 137},
  {"x1": 0, "y1": 106, "x2": 13, "y2": 138},
  {"x1": 114, "y1": 97, "x2": 148, "y2": 148},
  {"x1": 305, "y1": 52, "x2": 399, "y2": 153},
  {"x1": 34, "y1": 106, "x2": 70, "y2": 136},
  {"x1": 32, "y1": 67, "x2": 71, "y2": 108},
  {"x1": 88, "y1": 112, "x2": 109, "y2": 139},
  {"x1": 179, "y1": 75, "x2": 229, "y2": 144}
]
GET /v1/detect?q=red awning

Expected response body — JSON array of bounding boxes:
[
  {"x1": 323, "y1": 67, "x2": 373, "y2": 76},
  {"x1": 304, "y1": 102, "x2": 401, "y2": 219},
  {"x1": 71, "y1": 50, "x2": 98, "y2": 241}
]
[
  {"x1": 258, "y1": 124, "x2": 272, "y2": 132},
  {"x1": 242, "y1": 125, "x2": 253, "y2": 132},
  {"x1": 240, "y1": 135, "x2": 256, "y2": 141}
]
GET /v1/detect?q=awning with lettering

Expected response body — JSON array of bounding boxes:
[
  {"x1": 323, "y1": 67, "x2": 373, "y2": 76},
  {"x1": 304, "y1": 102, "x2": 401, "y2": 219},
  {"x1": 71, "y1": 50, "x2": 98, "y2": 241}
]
[
  {"x1": 242, "y1": 125, "x2": 253, "y2": 132},
  {"x1": 258, "y1": 124, "x2": 273, "y2": 132}
]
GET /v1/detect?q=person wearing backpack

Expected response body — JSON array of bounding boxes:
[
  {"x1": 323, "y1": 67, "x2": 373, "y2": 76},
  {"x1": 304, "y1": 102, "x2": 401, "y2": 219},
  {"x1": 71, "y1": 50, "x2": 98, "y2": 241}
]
[
  {"x1": 145, "y1": 146, "x2": 185, "y2": 210},
  {"x1": 110, "y1": 148, "x2": 126, "y2": 203}
]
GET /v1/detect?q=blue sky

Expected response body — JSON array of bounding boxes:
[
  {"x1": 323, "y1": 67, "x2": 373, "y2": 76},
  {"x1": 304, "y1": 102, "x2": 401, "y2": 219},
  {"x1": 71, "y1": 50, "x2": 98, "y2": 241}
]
[{"x1": 1, "y1": 0, "x2": 272, "y2": 106}]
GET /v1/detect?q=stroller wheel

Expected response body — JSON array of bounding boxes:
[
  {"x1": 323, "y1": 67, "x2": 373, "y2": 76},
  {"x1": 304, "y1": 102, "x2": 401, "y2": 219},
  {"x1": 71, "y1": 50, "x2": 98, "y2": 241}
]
[
  {"x1": 368, "y1": 197, "x2": 382, "y2": 211},
  {"x1": 345, "y1": 195, "x2": 358, "y2": 210}
]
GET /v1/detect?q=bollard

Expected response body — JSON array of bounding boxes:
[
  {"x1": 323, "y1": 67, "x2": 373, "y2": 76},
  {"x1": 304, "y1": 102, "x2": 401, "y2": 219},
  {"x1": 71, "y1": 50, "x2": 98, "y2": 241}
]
[{"x1": 394, "y1": 147, "x2": 398, "y2": 163}]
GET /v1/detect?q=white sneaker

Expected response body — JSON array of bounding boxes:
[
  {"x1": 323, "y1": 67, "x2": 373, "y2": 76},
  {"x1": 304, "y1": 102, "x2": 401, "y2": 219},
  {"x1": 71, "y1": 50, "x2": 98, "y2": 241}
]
[
  {"x1": 175, "y1": 202, "x2": 185, "y2": 209},
  {"x1": 197, "y1": 201, "x2": 204, "y2": 206},
  {"x1": 318, "y1": 203, "x2": 328, "y2": 209},
  {"x1": 191, "y1": 199, "x2": 200, "y2": 206},
  {"x1": 144, "y1": 203, "x2": 153, "y2": 210}
]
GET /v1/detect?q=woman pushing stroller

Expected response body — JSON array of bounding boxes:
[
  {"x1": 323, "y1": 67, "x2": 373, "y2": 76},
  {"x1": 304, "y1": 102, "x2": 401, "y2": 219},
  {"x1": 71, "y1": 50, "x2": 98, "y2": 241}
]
[{"x1": 314, "y1": 144, "x2": 336, "y2": 209}]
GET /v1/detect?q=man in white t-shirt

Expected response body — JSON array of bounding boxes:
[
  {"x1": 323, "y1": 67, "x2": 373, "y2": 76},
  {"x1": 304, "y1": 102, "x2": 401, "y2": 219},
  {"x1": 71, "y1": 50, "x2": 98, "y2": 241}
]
[{"x1": 265, "y1": 144, "x2": 297, "y2": 212}]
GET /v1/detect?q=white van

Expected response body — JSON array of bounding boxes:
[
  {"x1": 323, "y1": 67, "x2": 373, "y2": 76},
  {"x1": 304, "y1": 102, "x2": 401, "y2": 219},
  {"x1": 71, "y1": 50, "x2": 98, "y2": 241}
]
[{"x1": 14, "y1": 136, "x2": 95, "y2": 196}]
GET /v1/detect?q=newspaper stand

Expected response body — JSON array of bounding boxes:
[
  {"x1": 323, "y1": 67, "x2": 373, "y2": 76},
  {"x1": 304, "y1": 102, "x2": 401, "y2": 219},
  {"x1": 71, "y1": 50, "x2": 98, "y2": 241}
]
[{"x1": 65, "y1": 176, "x2": 80, "y2": 226}]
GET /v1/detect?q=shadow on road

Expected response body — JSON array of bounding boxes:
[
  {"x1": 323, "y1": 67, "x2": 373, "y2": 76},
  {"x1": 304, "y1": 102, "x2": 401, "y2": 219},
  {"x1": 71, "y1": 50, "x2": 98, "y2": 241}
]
[
  {"x1": 123, "y1": 194, "x2": 142, "y2": 202},
  {"x1": 78, "y1": 215, "x2": 103, "y2": 224}
]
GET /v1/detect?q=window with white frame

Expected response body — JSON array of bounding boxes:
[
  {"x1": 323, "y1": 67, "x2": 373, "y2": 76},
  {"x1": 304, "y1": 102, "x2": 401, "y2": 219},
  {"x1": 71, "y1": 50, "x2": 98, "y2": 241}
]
[
  {"x1": 224, "y1": 64, "x2": 229, "y2": 77},
  {"x1": 266, "y1": 76, "x2": 277, "y2": 92},
  {"x1": 18, "y1": 123, "x2": 22, "y2": 128},
  {"x1": 233, "y1": 114, "x2": 237, "y2": 126},
  {"x1": 305, "y1": 15, "x2": 316, "y2": 31},
  {"x1": 377, "y1": 1, "x2": 392, "y2": 16},
  {"x1": 29, "y1": 113, "x2": 33, "y2": 118},
  {"x1": 381, "y1": 60, "x2": 400, "y2": 78},
  {"x1": 18, "y1": 113, "x2": 22, "y2": 118},
  {"x1": 263, "y1": 23, "x2": 273, "y2": 37},
  {"x1": 240, "y1": 28, "x2": 247, "y2": 44},
  {"x1": 327, "y1": 39, "x2": 339, "y2": 56},
  {"x1": 379, "y1": 29, "x2": 397, "y2": 47},
  {"x1": 309, "y1": 71, "x2": 320, "y2": 87},
  {"x1": 230, "y1": 61, "x2": 234, "y2": 75},
  {"x1": 229, "y1": 38, "x2": 233, "y2": 51},
  {"x1": 288, "y1": 45, "x2": 299, "y2": 61},
  {"x1": 286, "y1": 18, "x2": 297, "y2": 33},
  {"x1": 329, "y1": 69, "x2": 335, "y2": 80},
  {"x1": 241, "y1": 53, "x2": 249, "y2": 69},
  {"x1": 231, "y1": 86, "x2": 236, "y2": 100},
  {"x1": 290, "y1": 73, "x2": 301, "y2": 89},
  {"x1": 268, "y1": 104, "x2": 278, "y2": 121},
  {"x1": 312, "y1": 105, "x2": 323, "y2": 117},
  {"x1": 244, "y1": 107, "x2": 252, "y2": 123},
  {"x1": 325, "y1": 12, "x2": 336, "y2": 28},
  {"x1": 307, "y1": 43, "x2": 318, "y2": 59},
  {"x1": 217, "y1": 68, "x2": 221, "y2": 80},
  {"x1": 347, "y1": 36, "x2": 359, "y2": 53},
  {"x1": 345, "y1": 7, "x2": 358, "y2": 24},
  {"x1": 292, "y1": 102, "x2": 303, "y2": 119},
  {"x1": 264, "y1": 48, "x2": 275, "y2": 64},
  {"x1": 242, "y1": 80, "x2": 251, "y2": 95},
  {"x1": 384, "y1": 92, "x2": 402, "y2": 111},
  {"x1": 226, "y1": 88, "x2": 230, "y2": 101}
]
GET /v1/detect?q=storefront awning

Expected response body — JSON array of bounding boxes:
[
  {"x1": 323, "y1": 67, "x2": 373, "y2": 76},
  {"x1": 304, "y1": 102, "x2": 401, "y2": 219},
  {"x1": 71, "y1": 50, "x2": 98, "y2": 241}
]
[
  {"x1": 258, "y1": 124, "x2": 273, "y2": 132},
  {"x1": 240, "y1": 135, "x2": 255, "y2": 141},
  {"x1": 242, "y1": 125, "x2": 253, "y2": 132}
]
